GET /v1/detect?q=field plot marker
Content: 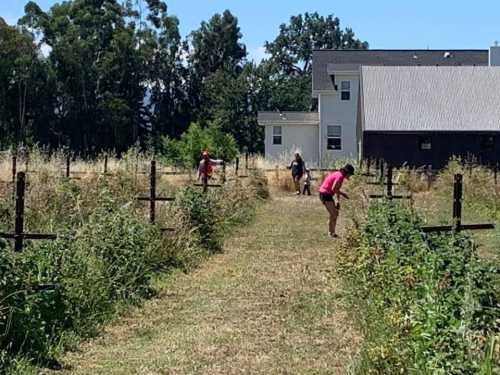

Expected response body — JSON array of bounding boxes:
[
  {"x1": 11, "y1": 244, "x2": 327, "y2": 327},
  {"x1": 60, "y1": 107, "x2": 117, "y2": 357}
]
[
  {"x1": 422, "y1": 174, "x2": 495, "y2": 233},
  {"x1": 136, "y1": 160, "x2": 175, "y2": 232},
  {"x1": 369, "y1": 165, "x2": 412, "y2": 200},
  {"x1": 0, "y1": 172, "x2": 57, "y2": 252},
  {"x1": 361, "y1": 159, "x2": 376, "y2": 177}
]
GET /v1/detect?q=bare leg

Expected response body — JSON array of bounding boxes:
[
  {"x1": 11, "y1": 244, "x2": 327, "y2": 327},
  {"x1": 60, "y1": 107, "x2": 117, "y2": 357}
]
[
  {"x1": 293, "y1": 176, "x2": 301, "y2": 194},
  {"x1": 323, "y1": 201, "x2": 339, "y2": 235}
]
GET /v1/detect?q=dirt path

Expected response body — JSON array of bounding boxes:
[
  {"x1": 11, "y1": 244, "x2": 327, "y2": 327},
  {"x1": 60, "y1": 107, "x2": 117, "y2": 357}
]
[{"x1": 56, "y1": 194, "x2": 360, "y2": 374}]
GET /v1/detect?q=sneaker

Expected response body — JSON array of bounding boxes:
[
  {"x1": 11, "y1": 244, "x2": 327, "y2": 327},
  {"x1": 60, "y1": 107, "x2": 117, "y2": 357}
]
[
  {"x1": 295, "y1": 191, "x2": 301, "y2": 195},
  {"x1": 328, "y1": 233, "x2": 339, "y2": 238}
]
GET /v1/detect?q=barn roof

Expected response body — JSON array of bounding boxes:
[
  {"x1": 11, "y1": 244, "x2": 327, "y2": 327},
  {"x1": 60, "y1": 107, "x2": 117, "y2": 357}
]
[
  {"x1": 361, "y1": 66, "x2": 500, "y2": 132},
  {"x1": 313, "y1": 49, "x2": 489, "y2": 92}
]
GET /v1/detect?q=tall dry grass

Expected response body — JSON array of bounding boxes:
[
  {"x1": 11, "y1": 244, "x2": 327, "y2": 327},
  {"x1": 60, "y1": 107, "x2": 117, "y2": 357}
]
[{"x1": 0, "y1": 147, "x2": 267, "y2": 373}]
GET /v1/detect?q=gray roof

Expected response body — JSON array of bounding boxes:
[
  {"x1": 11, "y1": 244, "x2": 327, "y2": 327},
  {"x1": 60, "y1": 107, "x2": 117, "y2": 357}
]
[
  {"x1": 257, "y1": 111, "x2": 319, "y2": 126},
  {"x1": 361, "y1": 66, "x2": 500, "y2": 132},
  {"x1": 313, "y1": 49, "x2": 488, "y2": 92}
]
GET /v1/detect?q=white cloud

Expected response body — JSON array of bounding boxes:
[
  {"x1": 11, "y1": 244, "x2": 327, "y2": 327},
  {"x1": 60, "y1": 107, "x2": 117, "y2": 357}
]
[{"x1": 248, "y1": 46, "x2": 269, "y2": 63}]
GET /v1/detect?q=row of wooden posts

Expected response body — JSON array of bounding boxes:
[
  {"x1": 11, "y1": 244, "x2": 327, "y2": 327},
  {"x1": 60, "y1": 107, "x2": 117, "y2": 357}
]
[
  {"x1": 362, "y1": 158, "x2": 500, "y2": 188},
  {"x1": 1, "y1": 151, "x2": 254, "y2": 183},
  {"x1": 0, "y1": 153, "x2": 256, "y2": 252},
  {"x1": 366, "y1": 163, "x2": 495, "y2": 234},
  {"x1": 1, "y1": 153, "x2": 496, "y2": 252}
]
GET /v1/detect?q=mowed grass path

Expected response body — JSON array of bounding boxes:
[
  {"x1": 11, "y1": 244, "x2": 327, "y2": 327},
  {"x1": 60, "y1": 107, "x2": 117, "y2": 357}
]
[{"x1": 56, "y1": 194, "x2": 360, "y2": 374}]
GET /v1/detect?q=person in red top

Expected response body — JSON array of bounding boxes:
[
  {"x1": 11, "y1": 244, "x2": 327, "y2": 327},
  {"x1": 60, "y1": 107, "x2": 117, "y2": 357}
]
[
  {"x1": 197, "y1": 150, "x2": 224, "y2": 183},
  {"x1": 318, "y1": 164, "x2": 355, "y2": 238}
]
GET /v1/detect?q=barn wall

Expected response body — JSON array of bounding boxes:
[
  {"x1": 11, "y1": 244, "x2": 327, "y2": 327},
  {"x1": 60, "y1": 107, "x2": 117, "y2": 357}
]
[{"x1": 363, "y1": 132, "x2": 500, "y2": 168}]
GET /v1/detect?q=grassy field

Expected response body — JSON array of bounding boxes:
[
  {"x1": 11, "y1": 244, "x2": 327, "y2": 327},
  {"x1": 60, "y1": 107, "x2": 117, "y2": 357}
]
[
  {"x1": 47, "y1": 194, "x2": 360, "y2": 374},
  {"x1": 0, "y1": 149, "x2": 265, "y2": 373},
  {"x1": 1, "y1": 151, "x2": 498, "y2": 373}
]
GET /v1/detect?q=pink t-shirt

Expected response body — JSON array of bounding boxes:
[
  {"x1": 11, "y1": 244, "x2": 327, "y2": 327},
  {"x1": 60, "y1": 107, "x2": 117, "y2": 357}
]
[{"x1": 319, "y1": 171, "x2": 345, "y2": 194}]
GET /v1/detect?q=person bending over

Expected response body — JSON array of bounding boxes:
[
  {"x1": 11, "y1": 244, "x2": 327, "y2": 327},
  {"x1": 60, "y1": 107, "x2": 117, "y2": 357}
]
[{"x1": 318, "y1": 164, "x2": 355, "y2": 238}]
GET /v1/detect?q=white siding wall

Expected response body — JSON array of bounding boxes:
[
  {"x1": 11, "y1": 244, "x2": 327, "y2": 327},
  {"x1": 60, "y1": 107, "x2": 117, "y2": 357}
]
[
  {"x1": 264, "y1": 124, "x2": 319, "y2": 165},
  {"x1": 319, "y1": 73, "x2": 360, "y2": 166}
]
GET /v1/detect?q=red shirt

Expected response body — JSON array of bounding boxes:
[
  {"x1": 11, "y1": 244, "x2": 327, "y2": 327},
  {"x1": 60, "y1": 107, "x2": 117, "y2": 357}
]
[{"x1": 319, "y1": 171, "x2": 345, "y2": 195}]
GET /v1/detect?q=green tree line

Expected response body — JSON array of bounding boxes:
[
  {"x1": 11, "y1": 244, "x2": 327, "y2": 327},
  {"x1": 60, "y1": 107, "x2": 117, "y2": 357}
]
[{"x1": 0, "y1": 1, "x2": 368, "y2": 155}]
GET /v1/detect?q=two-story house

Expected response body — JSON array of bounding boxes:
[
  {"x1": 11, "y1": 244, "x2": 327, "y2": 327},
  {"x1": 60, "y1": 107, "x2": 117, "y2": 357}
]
[{"x1": 259, "y1": 47, "x2": 500, "y2": 168}]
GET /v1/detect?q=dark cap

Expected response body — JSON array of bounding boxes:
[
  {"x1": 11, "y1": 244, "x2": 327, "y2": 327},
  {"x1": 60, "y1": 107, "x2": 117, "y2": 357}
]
[{"x1": 343, "y1": 164, "x2": 355, "y2": 175}]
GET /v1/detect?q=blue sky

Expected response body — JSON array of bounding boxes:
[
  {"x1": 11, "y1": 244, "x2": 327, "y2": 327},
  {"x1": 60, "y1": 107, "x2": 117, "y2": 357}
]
[{"x1": 2, "y1": 0, "x2": 499, "y2": 61}]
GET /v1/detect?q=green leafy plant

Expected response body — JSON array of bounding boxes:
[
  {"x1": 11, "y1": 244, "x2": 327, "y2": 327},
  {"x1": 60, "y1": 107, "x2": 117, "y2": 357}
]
[
  {"x1": 160, "y1": 121, "x2": 238, "y2": 168},
  {"x1": 338, "y1": 201, "x2": 500, "y2": 374}
]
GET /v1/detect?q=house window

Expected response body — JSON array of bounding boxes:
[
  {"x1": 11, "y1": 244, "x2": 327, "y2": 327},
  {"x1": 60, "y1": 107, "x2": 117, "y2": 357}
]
[
  {"x1": 418, "y1": 136, "x2": 432, "y2": 150},
  {"x1": 341, "y1": 81, "x2": 350, "y2": 101},
  {"x1": 327, "y1": 125, "x2": 342, "y2": 150},
  {"x1": 480, "y1": 135, "x2": 495, "y2": 150},
  {"x1": 272, "y1": 126, "x2": 282, "y2": 145}
]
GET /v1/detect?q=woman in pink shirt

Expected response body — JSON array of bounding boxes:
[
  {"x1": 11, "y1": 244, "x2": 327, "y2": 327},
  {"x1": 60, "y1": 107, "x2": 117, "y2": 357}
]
[{"x1": 318, "y1": 164, "x2": 355, "y2": 238}]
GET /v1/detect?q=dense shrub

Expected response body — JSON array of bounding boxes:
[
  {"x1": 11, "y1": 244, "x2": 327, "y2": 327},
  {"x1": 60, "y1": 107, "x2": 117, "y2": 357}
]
[
  {"x1": 175, "y1": 187, "x2": 223, "y2": 252},
  {"x1": 0, "y1": 154, "x2": 266, "y2": 372},
  {"x1": 160, "y1": 121, "x2": 238, "y2": 168},
  {"x1": 0, "y1": 192, "x2": 162, "y2": 366},
  {"x1": 338, "y1": 201, "x2": 500, "y2": 373}
]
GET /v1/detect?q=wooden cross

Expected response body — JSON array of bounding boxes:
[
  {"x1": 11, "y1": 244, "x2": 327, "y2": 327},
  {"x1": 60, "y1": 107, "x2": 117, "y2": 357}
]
[
  {"x1": 361, "y1": 159, "x2": 376, "y2": 177},
  {"x1": 137, "y1": 160, "x2": 175, "y2": 230},
  {"x1": 0, "y1": 172, "x2": 57, "y2": 252},
  {"x1": 369, "y1": 165, "x2": 411, "y2": 200},
  {"x1": 422, "y1": 174, "x2": 495, "y2": 233}
]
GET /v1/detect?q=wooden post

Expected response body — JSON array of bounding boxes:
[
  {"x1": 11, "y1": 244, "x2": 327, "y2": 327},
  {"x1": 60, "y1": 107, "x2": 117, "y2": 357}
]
[
  {"x1": 150, "y1": 160, "x2": 156, "y2": 223},
  {"x1": 387, "y1": 166, "x2": 393, "y2": 199},
  {"x1": 14, "y1": 172, "x2": 25, "y2": 252},
  {"x1": 203, "y1": 157, "x2": 209, "y2": 193},
  {"x1": 104, "y1": 154, "x2": 108, "y2": 174},
  {"x1": 222, "y1": 161, "x2": 226, "y2": 184},
  {"x1": 137, "y1": 161, "x2": 175, "y2": 226},
  {"x1": 426, "y1": 166, "x2": 432, "y2": 191},
  {"x1": 366, "y1": 159, "x2": 371, "y2": 175},
  {"x1": 494, "y1": 163, "x2": 498, "y2": 186},
  {"x1": 134, "y1": 153, "x2": 139, "y2": 186},
  {"x1": 245, "y1": 153, "x2": 249, "y2": 172},
  {"x1": 379, "y1": 160, "x2": 385, "y2": 183},
  {"x1": 12, "y1": 154, "x2": 17, "y2": 186},
  {"x1": 66, "y1": 154, "x2": 71, "y2": 178},
  {"x1": 452, "y1": 174, "x2": 463, "y2": 232},
  {"x1": 25, "y1": 150, "x2": 30, "y2": 174},
  {"x1": 235, "y1": 157, "x2": 239, "y2": 176}
]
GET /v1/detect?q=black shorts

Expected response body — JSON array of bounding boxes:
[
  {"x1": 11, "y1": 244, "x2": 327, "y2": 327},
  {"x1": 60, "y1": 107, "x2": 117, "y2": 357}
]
[{"x1": 319, "y1": 193, "x2": 334, "y2": 202}]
